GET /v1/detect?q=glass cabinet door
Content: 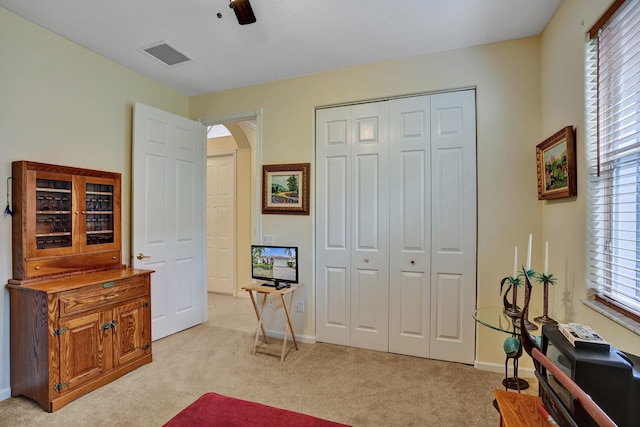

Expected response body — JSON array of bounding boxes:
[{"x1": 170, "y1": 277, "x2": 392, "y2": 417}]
[
  {"x1": 35, "y1": 177, "x2": 73, "y2": 251},
  {"x1": 85, "y1": 181, "x2": 115, "y2": 246}
]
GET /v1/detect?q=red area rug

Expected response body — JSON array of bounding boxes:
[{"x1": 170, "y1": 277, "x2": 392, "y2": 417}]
[{"x1": 164, "y1": 392, "x2": 350, "y2": 427}]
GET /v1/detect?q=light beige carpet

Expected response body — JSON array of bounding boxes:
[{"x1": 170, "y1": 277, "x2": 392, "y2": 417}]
[{"x1": 0, "y1": 322, "x2": 503, "y2": 426}]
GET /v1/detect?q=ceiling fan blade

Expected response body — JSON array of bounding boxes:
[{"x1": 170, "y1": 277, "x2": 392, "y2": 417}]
[{"x1": 230, "y1": 0, "x2": 256, "y2": 25}]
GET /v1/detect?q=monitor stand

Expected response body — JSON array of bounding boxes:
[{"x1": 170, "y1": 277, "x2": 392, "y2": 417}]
[{"x1": 262, "y1": 280, "x2": 291, "y2": 290}]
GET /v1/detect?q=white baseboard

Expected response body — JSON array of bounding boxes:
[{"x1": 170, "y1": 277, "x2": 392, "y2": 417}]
[
  {"x1": 474, "y1": 360, "x2": 536, "y2": 379},
  {"x1": 263, "y1": 329, "x2": 315, "y2": 344},
  {"x1": 0, "y1": 387, "x2": 11, "y2": 402}
]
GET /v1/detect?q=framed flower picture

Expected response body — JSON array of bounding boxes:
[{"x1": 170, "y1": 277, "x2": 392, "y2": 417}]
[
  {"x1": 536, "y1": 126, "x2": 577, "y2": 200},
  {"x1": 262, "y1": 163, "x2": 310, "y2": 215}
]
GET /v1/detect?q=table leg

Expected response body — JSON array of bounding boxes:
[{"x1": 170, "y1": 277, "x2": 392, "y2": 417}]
[
  {"x1": 285, "y1": 291, "x2": 299, "y2": 350},
  {"x1": 279, "y1": 289, "x2": 299, "y2": 362},
  {"x1": 252, "y1": 293, "x2": 270, "y2": 355},
  {"x1": 247, "y1": 290, "x2": 268, "y2": 344},
  {"x1": 280, "y1": 301, "x2": 288, "y2": 363}
]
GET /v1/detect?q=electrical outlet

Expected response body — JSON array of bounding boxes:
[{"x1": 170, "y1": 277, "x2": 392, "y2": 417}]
[
  {"x1": 264, "y1": 234, "x2": 274, "y2": 245},
  {"x1": 296, "y1": 300, "x2": 304, "y2": 312},
  {"x1": 267, "y1": 297, "x2": 274, "y2": 308}
]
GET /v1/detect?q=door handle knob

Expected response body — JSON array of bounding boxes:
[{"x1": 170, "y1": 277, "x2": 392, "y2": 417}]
[{"x1": 137, "y1": 252, "x2": 151, "y2": 260}]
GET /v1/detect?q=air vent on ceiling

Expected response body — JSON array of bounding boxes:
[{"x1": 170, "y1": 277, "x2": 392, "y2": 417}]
[{"x1": 142, "y1": 42, "x2": 191, "y2": 67}]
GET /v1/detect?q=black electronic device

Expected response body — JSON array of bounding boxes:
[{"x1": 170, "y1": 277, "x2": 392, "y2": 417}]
[
  {"x1": 251, "y1": 245, "x2": 298, "y2": 287},
  {"x1": 535, "y1": 370, "x2": 579, "y2": 427},
  {"x1": 541, "y1": 324, "x2": 640, "y2": 427}
]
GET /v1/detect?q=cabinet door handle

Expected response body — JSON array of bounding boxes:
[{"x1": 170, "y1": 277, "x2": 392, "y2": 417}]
[
  {"x1": 137, "y1": 252, "x2": 151, "y2": 260},
  {"x1": 101, "y1": 322, "x2": 111, "y2": 337}
]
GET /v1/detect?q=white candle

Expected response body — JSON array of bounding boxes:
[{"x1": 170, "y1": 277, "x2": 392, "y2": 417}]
[
  {"x1": 544, "y1": 241, "x2": 549, "y2": 276},
  {"x1": 526, "y1": 234, "x2": 532, "y2": 271},
  {"x1": 513, "y1": 246, "x2": 518, "y2": 278}
]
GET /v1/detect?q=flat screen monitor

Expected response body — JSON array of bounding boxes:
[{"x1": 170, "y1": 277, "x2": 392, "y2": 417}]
[{"x1": 251, "y1": 245, "x2": 298, "y2": 286}]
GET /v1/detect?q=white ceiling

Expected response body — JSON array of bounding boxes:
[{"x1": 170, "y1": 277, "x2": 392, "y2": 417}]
[{"x1": 1, "y1": 0, "x2": 562, "y2": 96}]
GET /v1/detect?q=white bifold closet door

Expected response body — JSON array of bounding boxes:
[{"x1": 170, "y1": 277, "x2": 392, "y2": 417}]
[
  {"x1": 315, "y1": 90, "x2": 476, "y2": 364},
  {"x1": 314, "y1": 101, "x2": 390, "y2": 352}
]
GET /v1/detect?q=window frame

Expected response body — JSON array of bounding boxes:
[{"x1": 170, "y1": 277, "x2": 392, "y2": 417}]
[{"x1": 586, "y1": 0, "x2": 640, "y2": 324}]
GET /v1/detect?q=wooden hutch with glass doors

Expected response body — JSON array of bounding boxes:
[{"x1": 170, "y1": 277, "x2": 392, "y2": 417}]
[{"x1": 7, "y1": 161, "x2": 153, "y2": 412}]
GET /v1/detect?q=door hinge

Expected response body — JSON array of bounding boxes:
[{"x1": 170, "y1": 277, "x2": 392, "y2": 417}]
[
  {"x1": 142, "y1": 301, "x2": 150, "y2": 308},
  {"x1": 143, "y1": 343, "x2": 151, "y2": 350},
  {"x1": 52, "y1": 328, "x2": 68, "y2": 336},
  {"x1": 53, "y1": 382, "x2": 69, "y2": 391}
]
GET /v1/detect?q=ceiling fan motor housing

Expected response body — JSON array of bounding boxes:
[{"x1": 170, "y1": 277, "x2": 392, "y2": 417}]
[{"x1": 230, "y1": 0, "x2": 256, "y2": 25}]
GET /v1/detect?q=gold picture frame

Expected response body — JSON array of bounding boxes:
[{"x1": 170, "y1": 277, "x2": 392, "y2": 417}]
[
  {"x1": 262, "y1": 163, "x2": 310, "y2": 215},
  {"x1": 536, "y1": 126, "x2": 576, "y2": 200}
]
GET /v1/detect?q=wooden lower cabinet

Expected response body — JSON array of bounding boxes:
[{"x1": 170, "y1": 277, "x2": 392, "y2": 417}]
[{"x1": 8, "y1": 267, "x2": 152, "y2": 412}]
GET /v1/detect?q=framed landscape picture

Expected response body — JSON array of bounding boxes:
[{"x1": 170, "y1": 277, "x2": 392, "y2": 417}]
[
  {"x1": 536, "y1": 126, "x2": 576, "y2": 200},
  {"x1": 262, "y1": 163, "x2": 310, "y2": 215}
]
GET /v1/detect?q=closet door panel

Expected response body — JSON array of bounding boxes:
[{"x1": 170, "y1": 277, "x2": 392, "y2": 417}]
[
  {"x1": 350, "y1": 102, "x2": 389, "y2": 352},
  {"x1": 323, "y1": 266, "x2": 349, "y2": 343},
  {"x1": 326, "y1": 157, "x2": 348, "y2": 249},
  {"x1": 389, "y1": 96, "x2": 431, "y2": 358},
  {"x1": 354, "y1": 154, "x2": 380, "y2": 250},
  {"x1": 321, "y1": 157, "x2": 350, "y2": 344},
  {"x1": 433, "y1": 273, "x2": 463, "y2": 339},
  {"x1": 434, "y1": 148, "x2": 464, "y2": 251},
  {"x1": 352, "y1": 268, "x2": 380, "y2": 329},
  {"x1": 396, "y1": 271, "x2": 428, "y2": 333},
  {"x1": 316, "y1": 107, "x2": 352, "y2": 345},
  {"x1": 429, "y1": 90, "x2": 476, "y2": 364}
]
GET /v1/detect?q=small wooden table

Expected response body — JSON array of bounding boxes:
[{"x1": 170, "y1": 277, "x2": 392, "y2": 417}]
[
  {"x1": 242, "y1": 283, "x2": 302, "y2": 362},
  {"x1": 494, "y1": 389, "x2": 548, "y2": 427}
]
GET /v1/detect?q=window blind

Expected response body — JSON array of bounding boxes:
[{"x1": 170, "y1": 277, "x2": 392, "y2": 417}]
[{"x1": 586, "y1": 0, "x2": 640, "y2": 317}]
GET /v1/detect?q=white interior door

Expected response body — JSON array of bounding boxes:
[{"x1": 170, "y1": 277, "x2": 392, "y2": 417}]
[
  {"x1": 315, "y1": 102, "x2": 390, "y2": 352},
  {"x1": 429, "y1": 91, "x2": 476, "y2": 364},
  {"x1": 132, "y1": 102, "x2": 206, "y2": 341},
  {"x1": 207, "y1": 153, "x2": 236, "y2": 295},
  {"x1": 350, "y1": 102, "x2": 390, "y2": 352},
  {"x1": 388, "y1": 95, "x2": 432, "y2": 358},
  {"x1": 315, "y1": 105, "x2": 352, "y2": 346}
]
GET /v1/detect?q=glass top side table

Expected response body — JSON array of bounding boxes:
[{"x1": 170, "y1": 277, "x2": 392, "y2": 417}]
[
  {"x1": 473, "y1": 307, "x2": 544, "y2": 390},
  {"x1": 473, "y1": 307, "x2": 524, "y2": 334}
]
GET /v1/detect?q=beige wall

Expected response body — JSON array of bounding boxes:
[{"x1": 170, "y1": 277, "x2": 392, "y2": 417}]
[
  {"x1": 190, "y1": 0, "x2": 640, "y2": 369},
  {"x1": 540, "y1": 0, "x2": 640, "y2": 357},
  {"x1": 190, "y1": 37, "x2": 546, "y2": 364},
  {"x1": 0, "y1": 7, "x2": 189, "y2": 397}
]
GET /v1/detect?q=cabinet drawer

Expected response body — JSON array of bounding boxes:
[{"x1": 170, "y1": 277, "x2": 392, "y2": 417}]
[
  {"x1": 59, "y1": 276, "x2": 148, "y2": 316},
  {"x1": 25, "y1": 250, "x2": 121, "y2": 278}
]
